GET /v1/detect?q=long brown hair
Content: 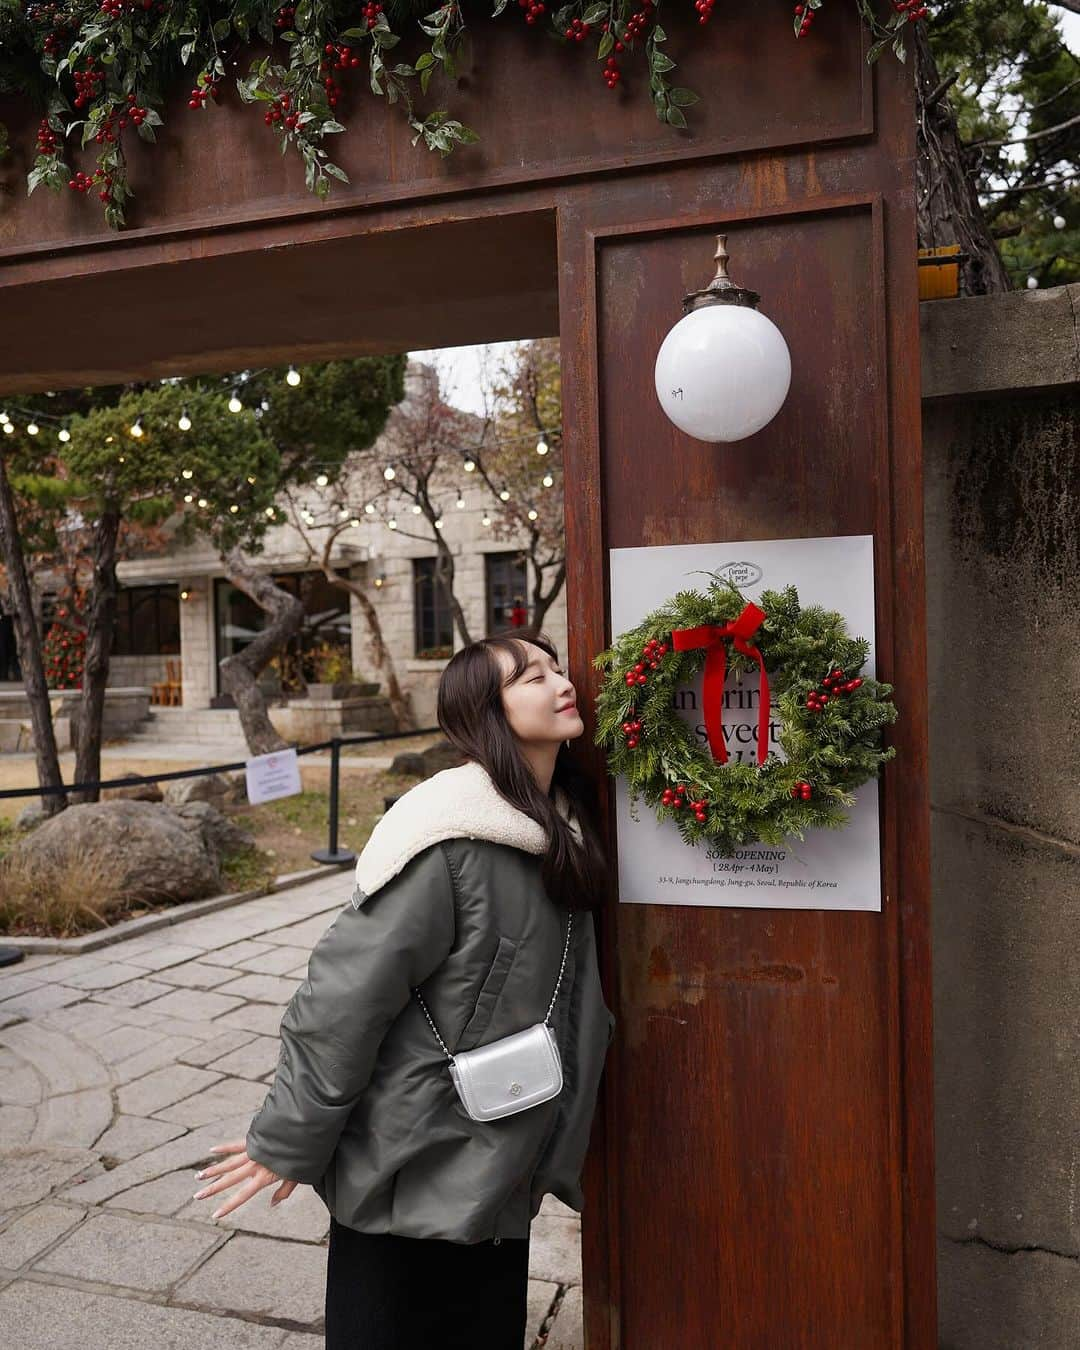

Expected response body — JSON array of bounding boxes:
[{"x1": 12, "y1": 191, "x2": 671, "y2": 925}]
[{"x1": 436, "y1": 628, "x2": 609, "y2": 912}]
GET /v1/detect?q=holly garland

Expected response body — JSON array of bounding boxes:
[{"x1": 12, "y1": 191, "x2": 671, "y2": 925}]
[
  {"x1": 592, "y1": 573, "x2": 899, "y2": 854},
  {"x1": 0, "y1": 1, "x2": 930, "y2": 230}
]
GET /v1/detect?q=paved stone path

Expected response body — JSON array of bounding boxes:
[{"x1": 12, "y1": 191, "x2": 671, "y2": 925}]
[{"x1": 0, "y1": 871, "x2": 583, "y2": 1348}]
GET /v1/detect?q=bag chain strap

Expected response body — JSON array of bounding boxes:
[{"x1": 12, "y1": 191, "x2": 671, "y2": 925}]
[{"x1": 413, "y1": 912, "x2": 574, "y2": 1067}]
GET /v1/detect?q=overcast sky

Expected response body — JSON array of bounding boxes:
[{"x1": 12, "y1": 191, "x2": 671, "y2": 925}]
[{"x1": 417, "y1": 8, "x2": 1079, "y2": 414}]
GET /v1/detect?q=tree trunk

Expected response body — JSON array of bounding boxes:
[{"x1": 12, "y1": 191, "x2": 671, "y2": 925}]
[
  {"x1": 0, "y1": 452, "x2": 68, "y2": 815},
  {"x1": 218, "y1": 546, "x2": 304, "y2": 755},
  {"x1": 73, "y1": 506, "x2": 121, "y2": 804},
  {"x1": 914, "y1": 24, "x2": 1010, "y2": 295},
  {"x1": 319, "y1": 565, "x2": 416, "y2": 732},
  {"x1": 435, "y1": 538, "x2": 472, "y2": 648},
  {"x1": 528, "y1": 557, "x2": 566, "y2": 633}
]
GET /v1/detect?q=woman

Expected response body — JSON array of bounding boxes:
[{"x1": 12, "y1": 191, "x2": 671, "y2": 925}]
[{"x1": 193, "y1": 629, "x2": 615, "y2": 1349}]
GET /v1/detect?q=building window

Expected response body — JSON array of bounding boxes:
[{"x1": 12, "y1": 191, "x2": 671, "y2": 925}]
[
  {"x1": 485, "y1": 551, "x2": 528, "y2": 634},
  {"x1": 413, "y1": 557, "x2": 454, "y2": 659},
  {"x1": 113, "y1": 585, "x2": 181, "y2": 656}
]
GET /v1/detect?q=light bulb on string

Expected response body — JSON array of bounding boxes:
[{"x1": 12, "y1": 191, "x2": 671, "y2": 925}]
[
  {"x1": 350, "y1": 517, "x2": 361, "y2": 528},
  {"x1": 2, "y1": 423, "x2": 13, "y2": 435},
  {"x1": 316, "y1": 473, "x2": 329, "y2": 487},
  {"x1": 412, "y1": 504, "x2": 422, "y2": 514},
  {"x1": 58, "y1": 426, "x2": 71, "y2": 443},
  {"x1": 481, "y1": 513, "x2": 492, "y2": 527},
  {"x1": 456, "y1": 490, "x2": 465, "y2": 508},
  {"x1": 130, "y1": 416, "x2": 144, "y2": 438},
  {"x1": 387, "y1": 517, "x2": 398, "y2": 530},
  {"x1": 265, "y1": 506, "x2": 276, "y2": 518},
  {"x1": 178, "y1": 408, "x2": 192, "y2": 431},
  {"x1": 434, "y1": 517, "x2": 444, "y2": 530},
  {"x1": 181, "y1": 468, "x2": 193, "y2": 479},
  {"x1": 247, "y1": 475, "x2": 257, "y2": 485},
  {"x1": 383, "y1": 465, "x2": 396, "y2": 480},
  {"x1": 286, "y1": 366, "x2": 302, "y2": 387},
  {"x1": 183, "y1": 493, "x2": 194, "y2": 503},
  {"x1": 463, "y1": 456, "x2": 476, "y2": 473},
  {"x1": 339, "y1": 506, "x2": 350, "y2": 520},
  {"x1": 1026, "y1": 275, "x2": 1039, "y2": 290},
  {"x1": 542, "y1": 473, "x2": 553, "y2": 487},
  {"x1": 198, "y1": 497, "x2": 209, "y2": 508},
  {"x1": 536, "y1": 436, "x2": 548, "y2": 455},
  {"x1": 1054, "y1": 215, "x2": 1066, "y2": 230},
  {"x1": 499, "y1": 487, "x2": 510, "y2": 501},
  {"x1": 26, "y1": 422, "x2": 39, "y2": 436},
  {"x1": 527, "y1": 506, "x2": 539, "y2": 521},
  {"x1": 364, "y1": 502, "x2": 375, "y2": 514},
  {"x1": 229, "y1": 504, "x2": 239, "y2": 514},
  {"x1": 228, "y1": 392, "x2": 243, "y2": 413}
]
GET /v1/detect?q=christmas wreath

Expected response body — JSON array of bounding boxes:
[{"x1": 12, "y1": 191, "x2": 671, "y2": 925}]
[{"x1": 592, "y1": 572, "x2": 898, "y2": 854}]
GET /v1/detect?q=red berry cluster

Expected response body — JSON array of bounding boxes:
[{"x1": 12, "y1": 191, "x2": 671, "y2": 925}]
[
  {"x1": 324, "y1": 41, "x2": 361, "y2": 69},
  {"x1": 892, "y1": 0, "x2": 928, "y2": 18},
  {"x1": 274, "y1": 5, "x2": 296, "y2": 28},
  {"x1": 621, "y1": 713, "x2": 642, "y2": 749},
  {"x1": 623, "y1": 1, "x2": 654, "y2": 41},
  {"x1": 790, "y1": 780, "x2": 813, "y2": 801},
  {"x1": 100, "y1": 0, "x2": 159, "y2": 17},
  {"x1": 517, "y1": 0, "x2": 546, "y2": 25},
  {"x1": 188, "y1": 73, "x2": 220, "y2": 108},
  {"x1": 264, "y1": 91, "x2": 297, "y2": 127},
  {"x1": 694, "y1": 0, "x2": 715, "y2": 23},
  {"x1": 72, "y1": 64, "x2": 105, "y2": 109},
  {"x1": 43, "y1": 27, "x2": 69, "y2": 56},
  {"x1": 362, "y1": 1, "x2": 384, "y2": 29},
  {"x1": 68, "y1": 166, "x2": 114, "y2": 200},
  {"x1": 564, "y1": 17, "x2": 590, "y2": 40},
  {"x1": 793, "y1": 3, "x2": 813, "y2": 35},
  {"x1": 36, "y1": 118, "x2": 59, "y2": 155},
  {"x1": 805, "y1": 666, "x2": 862, "y2": 714},
  {"x1": 603, "y1": 55, "x2": 621, "y2": 88},
  {"x1": 661, "y1": 783, "x2": 710, "y2": 823},
  {"x1": 622, "y1": 634, "x2": 667, "y2": 687}
]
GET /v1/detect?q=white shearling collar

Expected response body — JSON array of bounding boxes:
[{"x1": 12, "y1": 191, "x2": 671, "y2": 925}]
[{"x1": 351, "y1": 759, "x2": 580, "y2": 907}]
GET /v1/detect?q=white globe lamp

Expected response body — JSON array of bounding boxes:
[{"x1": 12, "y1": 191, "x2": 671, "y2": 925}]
[{"x1": 654, "y1": 234, "x2": 791, "y2": 443}]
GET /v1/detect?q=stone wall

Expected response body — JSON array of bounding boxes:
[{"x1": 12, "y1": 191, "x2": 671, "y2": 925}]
[{"x1": 922, "y1": 285, "x2": 1080, "y2": 1349}]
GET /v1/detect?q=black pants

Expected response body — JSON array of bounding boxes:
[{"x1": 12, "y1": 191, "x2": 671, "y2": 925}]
[{"x1": 324, "y1": 1216, "x2": 531, "y2": 1350}]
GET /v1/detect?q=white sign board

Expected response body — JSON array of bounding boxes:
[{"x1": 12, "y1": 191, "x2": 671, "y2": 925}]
[
  {"x1": 611, "y1": 535, "x2": 882, "y2": 912},
  {"x1": 245, "y1": 748, "x2": 302, "y2": 805}
]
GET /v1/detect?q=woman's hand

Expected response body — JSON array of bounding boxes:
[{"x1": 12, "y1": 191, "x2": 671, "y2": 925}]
[{"x1": 193, "y1": 1138, "x2": 299, "y2": 1219}]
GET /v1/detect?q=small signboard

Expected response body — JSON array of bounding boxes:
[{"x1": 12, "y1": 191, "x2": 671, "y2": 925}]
[{"x1": 245, "y1": 748, "x2": 302, "y2": 805}]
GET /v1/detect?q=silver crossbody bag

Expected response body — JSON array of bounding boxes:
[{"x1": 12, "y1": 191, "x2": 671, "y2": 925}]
[{"x1": 412, "y1": 914, "x2": 573, "y2": 1123}]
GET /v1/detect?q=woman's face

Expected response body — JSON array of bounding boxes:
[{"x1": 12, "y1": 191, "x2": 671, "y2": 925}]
[{"x1": 495, "y1": 642, "x2": 585, "y2": 748}]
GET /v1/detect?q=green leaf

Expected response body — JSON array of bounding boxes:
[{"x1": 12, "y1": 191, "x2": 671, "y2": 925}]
[
  {"x1": 668, "y1": 86, "x2": 699, "y2": 106},
  {"x1": 341, "y1": 27, "x2": 367, "y2": 37},
  {"x1": 597, "y1": 31, "x2": 614, "y2": 59},
  {"x1": 295, "y1": 0, "x2": 312, "y2": 32},
  {"x1": 650, "y1": 52, "x2": 675, "y2": 72},
  {"x1": 323, "y1": 119, "x2": 346, "y2": 134},
  {"x1": 373, "y1": 28, "x2": 400, "y2": 49},
  {"x1": 420, "y1": 66, "x2": 433, "y2": 94},
  {"x1": 652, "y1": 24, "x2": 666, "y2": 41},
  {"x1": 415, "y1": 51, "x2": 436, "y2": 70},
  {"x1": 323, "y1": 161, "x2": 350, "y2": 182},
  {"x1": 666, "y1": 105, "x2": 687, "y2": 129},
  {"x1": 582, "y1": 3, "x2": 607, "y2": 22},
  {"x1": 137, "y1": 123, "x2": 157, "y2": 143},
  {"x1": 212, "y1": 18, "x2": 231, "y2": 40},
  {"x1": 180, "y1": 40, "x2": 196, "y2": 64}
]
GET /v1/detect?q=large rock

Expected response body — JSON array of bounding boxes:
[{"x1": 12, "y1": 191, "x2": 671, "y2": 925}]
[
  {"x1": 172, "y1": 802, "x2": 254, "y2": 861},
  {"x1": 102, "y1": 780, "x2": 163, "y2": 803},
  {"x1": 163, "y1": 773, "x2": 229, "y2": 806},
  {"x1": 388, "y1": 741, "x2": 466, "y2": 779},
  {"x1": 14, "y1": 801, "x2": 50, "y2": 832},
  {"x1": 9, "y1": 800, "x2": 219, "y2": 904}
]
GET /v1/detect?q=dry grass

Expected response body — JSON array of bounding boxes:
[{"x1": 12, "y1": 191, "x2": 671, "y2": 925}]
[{"x1": 0, "y1": 843, "x2": 134, "y2": 938}]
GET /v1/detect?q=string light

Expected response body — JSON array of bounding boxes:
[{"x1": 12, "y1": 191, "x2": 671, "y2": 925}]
[
  {"x1": 178, "y1": 408, "x2": 192, "y2": 431},
  {"x1": 499, "y1": 487, "x2": 510, "y2": 501},
  {"x1": 387, "y1": 517, "x2": 398, "y2": 530},
  {"x1": 463, "y1": 455, "x2": 476, "y2": 473},
  {"x1": 456, "y1": 490, "x2": 465, "y2": 508},
  {"x1": 412, "y1": 504, "x2": 422, "y2": 514},
  {"x1": 130, "y1": 416, "x2": 144, "y2": 438},
  {"x1": 181, "y1": 468, "x2": 194, "y2": 479},
  {"x1": 247, "y1": 475, "x2": 257, "y2": 484},
  {"x1": 58, "y1": 426, "x2": 71, "y2": 443},
  {"x1": 364, "y1": 502, "x2": 375, "y2": 514},
  {"x1": 316, "y1": 473, "x2": 329, "y2": 487},
  {"x1": 198, "y1": 497, "x2": 209, "y2": 508},
  {"x1": 183, "y1": 493, "x2": 194, "y2": 503},
  {"x1": 1027, "y1": 275, "x2": 1039, "y2": 289},
  {"x1": 26, "y1": 421, "x2": 39, "y2": 436},
  {"x1": 1054, "y1": 215, "x2": 1066, "y2": 230},
  {"x1": 180, "y1": 588, "x2": 190, "y2": 601},
  {"x1": 383, "y1": 465, "x2": 396, "y2": 480},
  {"x1": 229, "y1": 504, "x2": 239, "y2": 513},
  {"x1": 434, "y1": 517, "x2": 444, "y2": 530},
  {"x1": 481, "y1": 513, "x2": 492, "y2": 527},
  {"x1": 542, "y1": 473, "x2": 553, "y2": 487},
  {"x1": 527, "y1": 506, "x2": 538, "y2": 521},
  {"x1": 350, "y1": 517, "x2": 361, "y2": 528},
  {"x1": 374, "y1": 572, "x2": 386, "y2": 588},
  {"x1": 339, "y1": 505, "x2": 351, "y2": 519},
  {"x1": 265, "y1": 506, "x2": 276, "y2": 518},
  {"x1": 536, "y1": 436, "x2": 548, "y2": 455},
  {"x1": 2, "y1": 423, "x2": 13, "y2": 435},
  {"x1": 286, "y1": 366, "x2": 302, "y2": 386},
  {"x1": 228, "y1": 391, "x2": 243, "y2": 413}
]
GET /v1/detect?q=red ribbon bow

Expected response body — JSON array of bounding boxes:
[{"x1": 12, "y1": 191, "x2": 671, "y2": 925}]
[{"x1": 669, "y1": 602, "x2": 771, "y2": 766}]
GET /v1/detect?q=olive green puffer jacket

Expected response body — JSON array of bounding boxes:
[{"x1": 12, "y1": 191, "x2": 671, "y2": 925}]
[{"x1": 245, "y1": 759, "x2": 615, "y2": 1243}]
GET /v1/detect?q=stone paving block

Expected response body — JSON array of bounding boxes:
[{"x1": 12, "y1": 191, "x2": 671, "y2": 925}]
[
  {"x1": 0, "y1": 1011, "x2": 23, "y2": 1030},
  {"x1": 87, "y1": 977, "x2": 175, "y2": 1008},
  {"x1": 152, "y1": 1077, "x2": 269, "y2": 1128},
  {"x1": 176, "y1": 1181, "x2": 330, "y2": 1243},
  {"x1": 0, "y1": 1023, "x2": 111, "y2": 1094},
  {"x1": 177, "y1": 1029, "x2": 257, "y2": 1068},
  {"x1": 206, "y1": 1035, "x2": 282, "y2": 1082},
  {"x1": 107, "y1": 1036, "x2": 204, "y2": 1086},
  {"x1": 155, "y1": 961, "x2": 247, "y2": 990},
  {"x1": 540, "y1": 1193, "x2": 580, "y2": 1220},
  {"x1": 212, "y1": 973, "x2": 302, "y2": 1005},
  {"x1": 139, "y1": 1015, "x2": 234, "y2": 1041},
  {"x1": 0, "y1": 1202, "x2": 85, "y2": 1270},
  {"x1": 528, "y1": 1215, "x2": 583, "y2": 1286},
  {"x1": 174, "y1": 1231, "x2": 326, "y2": 1325},
  {"x1": 259, "y1": 914, "x2": 336, "y2": 947},
  {"x1": 201, "y1": 940, "x2": 277, "y2": 968},
  {"x1": 14, "y1": 956, "x2": 105, "y2": 985},
  {"x1": 61, "y1": 962, "x2": 149, "y2": 991},
  {"x1": 0, "y1": 1279, "x2": 291, "y2": 1349},
  {"x1": 277, "y1": 1335, "x2": 324, "y2": 1349},
  {"x1": 32, "y1": 1210, "x2": 221, "y2": 1292},
  {"x1": 160, "y1": 919, "x2": 258, "y2": 950},
  {"x1": 117, "y1": 1064, "x2": 223, "y2": 1117},
  {"x1": 7, "y1": 954, "x2": 64, "y2": 973},
  {"x1": 546, "y1": 1285, "x2": 585, "y2": 1350},
  {"x1": 215, "y1": 1004, "x2": 285, "y2": 1038},
  {"x1": 120, "y1": 942, "x2": 210, "y2": 971},
  {"x1": 94, "y1": 1115, "x2": 189, "y2": 1162},
  {"x1": 0, "y1": 1148, "x2": 100, "y2": 1208},
  {"x1": 526, "y1": 1279, "x2": 560, "y2": 1348},
  {"x1": 0, "y1": 1051, "x2": 43, "y2": 1106},
  {"x1": 229, "y1": 946, "x2": 312, "y2": 977},
  {"x1": 29, "y1": 1087, "x2": 113, "y2": 1150},
  {"x1": 0, "y1": 984, "x2": 85, "y2": 1019},
  {"x1": 286, "y1": 965, "x2": 309, "y2": 980},
  {"x1": 0, "y1": 970, "x2": 53, "y2": 999},
  {"x1": 0, "y1": 1104, "x2": 36, "y2": 1149},
  {"x1": 51, "y1": 1003, "x2": 149, "y2": 1032},
  {"x1": 140, "y1": 988, "x2": 246, "y2": 1023},
  {"x1": 106, "y1": 1168, "x2": 210, "y2": 1218},
  {"x1": 86, "y1": 1024, "x2": 168, "y2": 1065}
]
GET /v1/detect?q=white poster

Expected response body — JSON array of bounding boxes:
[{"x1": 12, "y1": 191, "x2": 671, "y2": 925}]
[
  {"x1": 245, "y1": 748, "x2": 302, "y2": 805},
  {"x1": 610, "y1": 535, "x2": 882, "y2": 912}
]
